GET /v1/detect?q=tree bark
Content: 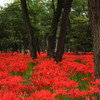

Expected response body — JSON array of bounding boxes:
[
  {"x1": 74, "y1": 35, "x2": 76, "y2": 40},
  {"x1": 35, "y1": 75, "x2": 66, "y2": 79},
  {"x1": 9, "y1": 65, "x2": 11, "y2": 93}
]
[
  {"x1": 36, "y1": 37, "x2": 40, "y2": 55},
  {"x1": 5, "y1": 48, "x2": 7, "y2": 53},
  {"x1": 88, "y1": 0, "x2": 100, "y2": 79},
  {"x1": 88, "y1": 0, "x2": 100, "y2": 99},
  {"x1": 20, "y1": 0, "x2": 37, "y2": 59},
  {"x1": 52, "y1": 0, "x2": 55, "y2": 14},
  {"x1": 47, "y1": 0, "x2": 64, "y2": 58},
  {"x1": 55, "y1": 0, "x2": 73, "y2": 63},
  {"x1": 23, "y1": 41, "x2": 27, "y2": 54},
  {"x1": 19, "y1": 41, "x2": 22, "y2": 53},
  {"x1": 68, "y1": 18, "x2": 78, "y2": 55}
]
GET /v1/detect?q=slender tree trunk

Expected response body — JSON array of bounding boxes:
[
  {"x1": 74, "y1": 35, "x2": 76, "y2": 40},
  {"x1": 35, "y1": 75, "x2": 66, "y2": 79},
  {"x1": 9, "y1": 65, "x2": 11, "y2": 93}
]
[
  {"x1": 52, "y1": 0, "x2": 55, "y2": 14},
  {"x1": 88, "y1": 0, "x2": 100, "y2": 99},
  {"x1": 47, "y1": 0, "x2": 64, "y2": 58},
  {"x1": 44, "y1": 35, "x2": 47, "y2": 52},
  {"x1": 20, "y1": 0, "x2": 37, "y2": 59},
  {"x1": 36, "y1": 37, "x2": 40, "y2": 55},
  {"x1": 1, "y1": 49, "x2": 2, "y2": 53},
  {"x1": 19, "y1": 41, "x2": 22, "y2": 53},
  {"x1": 34, "y1": 17, "x2": 40, "y2": 55},
  {"x1": 55, "y1": 0, "x2": 73, "y2": 63},
  {"x1": 42, "y1": 36, "x2": 47, "y2": 53},
  {"x1": 5, "y1": 48, "x2": 7, "y2": 53},
  {"x1": 23, "y1": 42, "x2": 27, "y2": 54},
  {"x1": 11, "y1": 50, "x2": 13, "y2": 56},
  {"x1": 68, "y1": 18, "x2": 78, "y2": 55}
]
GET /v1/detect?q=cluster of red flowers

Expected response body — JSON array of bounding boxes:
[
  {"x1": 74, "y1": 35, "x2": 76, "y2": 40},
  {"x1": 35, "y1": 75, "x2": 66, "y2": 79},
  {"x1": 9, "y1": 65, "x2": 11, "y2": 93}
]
[{"x1": 0, "y1": 52, "x2": 99, "y2": 100}]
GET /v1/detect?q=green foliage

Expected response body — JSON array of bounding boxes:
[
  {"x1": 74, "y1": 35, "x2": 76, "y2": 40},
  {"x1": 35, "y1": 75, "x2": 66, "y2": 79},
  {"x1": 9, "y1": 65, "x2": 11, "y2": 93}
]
[
  {"x1": 71, "y1": 72, "x2": 91, "y2": 90},
  {"x1": 0, "y1": 0, "x2": 53, "y2": 51},
  {"x1": 55, "y1": 94, "x2": 71, "y2": 100},
  {"x1": 72, "y1": 0, "x2": 88, "y2": 16},
  {"x1": 65, "y1": 0, "x2": 93, "y2": 52},
  {"x1": 0, "y1": 1, "x2": 27, "y2": 51},
  {"x1": 71, "y1": 16, "x2": 92, "y2": 51},
  {"x1": 0, "y1": 0, "x2": 92, "y2": 53},
  {"x1": 75, "y1": 60, "x2": 84, "y2": 64},
  {"x1": 56, "y1": 94, "x2": 86, "y2": 100}
]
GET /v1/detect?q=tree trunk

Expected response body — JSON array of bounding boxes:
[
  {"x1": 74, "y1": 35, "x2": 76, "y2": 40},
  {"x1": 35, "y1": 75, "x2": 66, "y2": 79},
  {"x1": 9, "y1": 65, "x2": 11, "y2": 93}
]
[
  {"x1": 42, "y1": 36, "x2": 47, "y2": 53},
  {"x1": 19, "y1": 41, "x2": 22, "y2": 53},
  {"x1": 20, "y1": 0, "x2": 37, "y2": 59},
  {"x1": 36, "y1": 37, "x2": 40, "y2": 55},
  {"x1": 1, "y1": 49, "x2": 3, "y2": 53},
  {"x1": 5, "y1": 48, "x2": 7, "y2": 53},
  {"x1": 68, "y1": 18, "x2": 78, "y2": 55},
  {"x1": 52, "y1": 0, "x2": 55, "y2": 14},
  {"x1": 55, "y1": 0, "x2": 73, "y2": 63},
  {"x1": 88, "y1": 0, "x2": 100, "y2": 99},
  {"x1": 23, "y1": 42, "x2": 27, "y2": 54},
  {"x1": 47, "y1": 0, "x2": 64, "y2": 58},
  {"x1": 34, "y1": 17, "x2": 40, "y2": 55}
]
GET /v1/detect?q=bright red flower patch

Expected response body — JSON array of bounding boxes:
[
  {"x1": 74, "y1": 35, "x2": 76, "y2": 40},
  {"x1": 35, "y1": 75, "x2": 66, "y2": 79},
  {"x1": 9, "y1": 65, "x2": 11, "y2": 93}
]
[{"x1": 0, "y1": 52, "x2": 99, "y2": 100}]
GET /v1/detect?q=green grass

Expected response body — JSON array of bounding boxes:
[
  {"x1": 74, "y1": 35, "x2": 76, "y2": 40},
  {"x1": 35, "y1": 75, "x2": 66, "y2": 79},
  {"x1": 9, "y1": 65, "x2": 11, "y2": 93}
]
[
  {"x1": 71, "y1": 72, "x2": 91, "y2": 90},
  {"x1": 75, "y1": 60, "x2": 84, "y2": 64}
]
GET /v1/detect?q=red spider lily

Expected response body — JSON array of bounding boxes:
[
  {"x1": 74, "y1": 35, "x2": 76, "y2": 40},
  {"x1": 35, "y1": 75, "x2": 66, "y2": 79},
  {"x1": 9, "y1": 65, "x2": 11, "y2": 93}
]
[
  {"x1": 0, "y1": 52, "x2": 99, "y2": 99},
  {"x1": 82, "y1": 77, "x2": 88, "y2": 81}
]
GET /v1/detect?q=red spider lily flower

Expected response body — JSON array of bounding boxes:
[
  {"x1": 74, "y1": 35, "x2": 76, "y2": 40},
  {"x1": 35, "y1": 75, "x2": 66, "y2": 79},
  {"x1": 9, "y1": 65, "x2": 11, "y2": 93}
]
[
  {"x1": 82, "y1": 77, "x2": 88, "y2": 81},
  {"x1": 85, "y1": 96, "x2": 89, "y2": 100},
  {"x1": 31, "y1": 90, "x2": 53, "y2": 100},
  {"x1": 91, "y1": 97, "x2": 96, "y2": 100},
  {"x1": 95, "y1": 79, "x2": 100, "y2": 86}
]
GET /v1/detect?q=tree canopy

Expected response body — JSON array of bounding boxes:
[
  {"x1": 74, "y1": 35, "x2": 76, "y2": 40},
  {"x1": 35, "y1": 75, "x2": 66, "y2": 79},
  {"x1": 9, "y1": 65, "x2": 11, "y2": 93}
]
[{"x1": 0, "y1": 0, "x2": 92, "y2": 56}]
